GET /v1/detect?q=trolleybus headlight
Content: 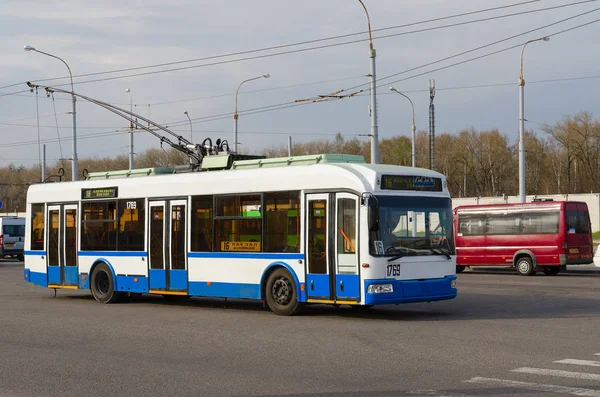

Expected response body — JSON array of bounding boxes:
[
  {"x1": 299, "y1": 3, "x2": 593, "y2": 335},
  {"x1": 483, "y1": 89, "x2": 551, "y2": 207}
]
[
  {"x1": 367, "y1": 284, "x2": 393, "y2": 294},
  {"x1": 451, "y1": 279, "x2": 457, "y2": 289}
]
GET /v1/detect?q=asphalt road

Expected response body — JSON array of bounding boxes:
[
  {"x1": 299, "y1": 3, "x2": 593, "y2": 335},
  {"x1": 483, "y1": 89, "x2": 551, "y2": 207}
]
[{"x1": 1, "y1": 259, "x2": 599, "y2": 397}]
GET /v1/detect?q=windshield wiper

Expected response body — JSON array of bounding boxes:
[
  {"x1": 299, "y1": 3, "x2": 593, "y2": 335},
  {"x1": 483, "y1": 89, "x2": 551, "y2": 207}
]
[
  {"x1": 430, "y1": 248, "x2": 452, "y2": 260},
  {"x1": 386, "y1": 247, "x2": 415, "y2": 262}
]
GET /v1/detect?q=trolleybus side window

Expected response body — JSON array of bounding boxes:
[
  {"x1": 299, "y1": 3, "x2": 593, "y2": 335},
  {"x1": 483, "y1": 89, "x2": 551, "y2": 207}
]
[
  {"x1": 30, "y1": 203, "x2": 45, "y2": 250},
  {"x1": 191, "y1": 196, "x2": 213, "y2": 252},
  {"x1": 215, "y1": 194, "x2": 262, "y2": 252},
  {"x1": 264, "y1": 191, "x2": 300, "y2": 253},
  {"x1": 117, "y1": 199, "x2": 145, "y2": 251},
  {"x1": 81, "y1": 201, "x2": 117, "y2": 251}
]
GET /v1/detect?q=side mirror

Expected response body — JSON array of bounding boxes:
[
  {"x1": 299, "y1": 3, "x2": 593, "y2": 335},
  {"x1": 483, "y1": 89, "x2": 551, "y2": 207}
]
[{"x1": 367, "y1": 198, "x2": 379, "y2": 231}]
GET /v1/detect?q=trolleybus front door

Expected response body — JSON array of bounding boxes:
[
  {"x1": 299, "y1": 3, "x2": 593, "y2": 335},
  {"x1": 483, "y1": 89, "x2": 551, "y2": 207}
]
[
  {"x1": 148, "y1": 200, "x2": 188, "y2": 293},
  {"x1": 46, "y1": 204, "x2": 78, "y2": 287},
  {"x1": 305, "y1": 193, "x2": 360, "y2": 303}
]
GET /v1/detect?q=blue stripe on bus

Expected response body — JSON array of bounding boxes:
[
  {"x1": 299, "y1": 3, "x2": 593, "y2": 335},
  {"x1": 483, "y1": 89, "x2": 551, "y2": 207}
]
[
  {"x1": 78, "y1": 251, "x2": 148, "y2": 257},
  {"x1": 188, "y1": 252, "x2": 304, "y2": 260},
  {"x1": 25, "y1": 251, "x2": 46, "y2": 256},
  {"x1": 29, "y1": 271, "x2": 48, "y2": 287},
  {"x1": 188, "y1": 281, "x2": 260, "y2": 299},
  {"x1": 116, "y1": 275, "x2": 148, "y2": 293}
]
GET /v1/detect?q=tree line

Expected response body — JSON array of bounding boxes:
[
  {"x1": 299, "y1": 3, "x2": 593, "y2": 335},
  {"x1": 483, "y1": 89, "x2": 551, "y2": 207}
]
[{"x1": 1, "y1": 111, "x2": 598, "y2": 212}]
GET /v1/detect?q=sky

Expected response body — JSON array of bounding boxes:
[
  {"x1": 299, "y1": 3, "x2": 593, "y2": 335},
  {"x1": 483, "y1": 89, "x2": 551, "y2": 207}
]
[{"x1": 1, "y1": 0, "x2": 599, "y2": 170}]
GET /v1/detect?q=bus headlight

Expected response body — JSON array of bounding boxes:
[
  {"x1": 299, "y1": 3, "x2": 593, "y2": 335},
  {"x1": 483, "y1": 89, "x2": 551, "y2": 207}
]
[
  {"x1": 367, "y1": 284, "x2": 393, "y2": 294},
  {"x1": 451, "y1": 279, "x2": 457, "y2": 289}
]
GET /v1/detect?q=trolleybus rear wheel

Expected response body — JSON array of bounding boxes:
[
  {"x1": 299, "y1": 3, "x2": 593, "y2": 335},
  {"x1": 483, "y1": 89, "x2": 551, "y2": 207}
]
[
  {"x1": 265, "y1": 268, "x2": 303, "y2": 316},
  {"x1": 91, "y1": 263, "x2": 123, "y2": 303}
]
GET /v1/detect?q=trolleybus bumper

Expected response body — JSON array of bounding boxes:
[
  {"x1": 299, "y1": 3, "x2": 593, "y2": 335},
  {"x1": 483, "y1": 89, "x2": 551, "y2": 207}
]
[{"x1": 364, "y1": 275, "x2": 457, "y2": 305}]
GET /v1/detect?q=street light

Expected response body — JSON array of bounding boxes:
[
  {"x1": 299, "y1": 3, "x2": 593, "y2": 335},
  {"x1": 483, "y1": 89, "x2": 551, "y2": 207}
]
[
  {"x1": 389, "y1": 87, "x2": 416, "y2": 167},
  {"x1": 233, "y1": 73, "x2": 270, "y2": 152},
  {"x1": 125, "y1": 88, "x2": 134, "y2": 169},
  {"x1": 358, "y1": 0, "x2": 379, "y2": 164},
  {"x1": 518, "y1": 36, "x2": 549, "y2": 203},
  {"x1": 24, "y1": 45, "x2": 78, "y2": 181},
  {"x1": 184, "y1": 111, "x2": 193, "y2": 142}
]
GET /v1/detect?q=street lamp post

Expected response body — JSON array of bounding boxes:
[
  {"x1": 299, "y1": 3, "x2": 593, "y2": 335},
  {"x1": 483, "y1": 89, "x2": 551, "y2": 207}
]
[
  {"x1": 233, "y1": 73, "x2": 270, "y2": 153},
  {"x1": 24, "y1": 45, "x2": 78, "y2": 181},
  {"x1": 518, "y1": 36, "x2": 549, "y2": 203},
  {"x1": 389, "y1": 87, "x2": 416, "y2": 167},
  {"x1": 358, "y1": 0, "x2": 378, "y2": 164},
  {"x1": 184, "y1": 111, "x2": 193, "y2": 142},
  {"x1": 125, "y1": 88, "x2": 134, "y2": 170}
]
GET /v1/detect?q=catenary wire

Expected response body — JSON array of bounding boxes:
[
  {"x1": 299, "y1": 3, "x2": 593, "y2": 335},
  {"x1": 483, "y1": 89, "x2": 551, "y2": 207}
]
[
  {"x1": 1, "y1": 0, "x2": 593, "y2": 95},
  {"x1": 0, "y1": 0, "x2": 549, "y2": 91}
]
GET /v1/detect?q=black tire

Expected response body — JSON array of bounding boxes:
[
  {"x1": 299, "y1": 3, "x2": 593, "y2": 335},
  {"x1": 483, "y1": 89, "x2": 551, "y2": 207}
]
[
  {"x1": 90, "y1": 263, "x2": 123, "y2": 303},
  {"x1": 516, "y1": 256, "x2": 536, "y2": 276},
  {"x1": 543, "y1": 266, "x2": 560, "y2": 276},
  {"x1": 17, "y1": 254, "x2": 24, "y2": 262},
  {"x1": 456, "y1": 265, "x2": 466, "y2": 273},
  {"x1": 265, "y1": 268, "x2": 303, "y2": 316}
]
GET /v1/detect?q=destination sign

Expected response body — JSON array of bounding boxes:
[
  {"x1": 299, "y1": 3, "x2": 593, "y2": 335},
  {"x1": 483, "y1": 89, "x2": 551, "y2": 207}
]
[
  {"x1": 380, "y1": 175, "x2": 442, "y2": 192},
  {"x1": 220, "y1": 241, "x2": 261, "y2": 252},
  {"x1": 81, "y1": 187, "x2": 119, "y2": 199}
]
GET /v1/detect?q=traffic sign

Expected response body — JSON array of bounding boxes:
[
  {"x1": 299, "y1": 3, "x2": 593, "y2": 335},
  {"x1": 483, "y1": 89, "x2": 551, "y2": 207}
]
[{"x1": 0, "y1": 200, "x2": 3, "y2": 210}]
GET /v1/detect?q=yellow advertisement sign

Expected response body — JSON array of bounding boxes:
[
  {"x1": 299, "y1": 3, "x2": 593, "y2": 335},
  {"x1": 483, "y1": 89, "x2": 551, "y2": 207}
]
[{"x1": 221, "y1": 241, "x2": 261, "y2": 252}]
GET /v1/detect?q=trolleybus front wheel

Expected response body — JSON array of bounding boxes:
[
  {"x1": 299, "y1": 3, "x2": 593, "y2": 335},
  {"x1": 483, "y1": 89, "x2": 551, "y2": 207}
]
[
  {"x1": 265, "y1": 268, "x2": 303, "y2": 316},
  {"x1": 91, "y1": 263, "x2": 124, "y2": 303}
]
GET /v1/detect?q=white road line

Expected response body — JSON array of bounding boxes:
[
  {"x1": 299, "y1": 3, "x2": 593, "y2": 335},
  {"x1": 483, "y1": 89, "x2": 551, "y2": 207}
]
[
  {"x1": 555, "y1": 359, "x2": 600, "y2": 367},
  {"x1": 513, "y1": 367, "x2": 600, "y2": 381},
  {"x1": 594, "y1": 353, "x2": 600, "y2": 356},
  {"x1": 407, "y1": 390, "x2": 471, "y2": 397},
  {"x1": 465, "y1": 377, "x2": 600, "y2": 396}
]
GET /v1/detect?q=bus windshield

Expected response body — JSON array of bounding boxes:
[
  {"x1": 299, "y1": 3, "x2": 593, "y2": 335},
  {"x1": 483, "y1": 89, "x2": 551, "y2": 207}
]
[{"x1": 370, "y1": 196, "x2": 454, "y2": 256}]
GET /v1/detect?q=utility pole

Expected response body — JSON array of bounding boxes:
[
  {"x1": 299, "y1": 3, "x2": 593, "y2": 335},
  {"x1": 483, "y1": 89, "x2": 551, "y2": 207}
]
[
  {"x1": 429, "y1": 79, "x2": 436, "y2": 171},
  {"x1": 126, "y1": 88, "x2": 134, "y2": 170}
]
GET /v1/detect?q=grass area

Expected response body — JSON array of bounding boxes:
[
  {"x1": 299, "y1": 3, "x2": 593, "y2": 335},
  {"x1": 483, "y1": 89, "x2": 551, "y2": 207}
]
[{"x1": 593, "y1": 231, "x2": 600, "y2": 241}]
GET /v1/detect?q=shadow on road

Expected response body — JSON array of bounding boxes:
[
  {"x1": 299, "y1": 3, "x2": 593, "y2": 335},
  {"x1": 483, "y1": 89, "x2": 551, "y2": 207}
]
[{"x1": 53, "y1": 285, "x2": 600, "y2": 322}]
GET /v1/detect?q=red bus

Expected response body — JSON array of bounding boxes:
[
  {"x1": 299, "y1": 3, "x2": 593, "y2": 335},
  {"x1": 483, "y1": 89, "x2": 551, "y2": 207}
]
[{"x1": 453, "y1": 201, "x2": 593, "y2": 276}]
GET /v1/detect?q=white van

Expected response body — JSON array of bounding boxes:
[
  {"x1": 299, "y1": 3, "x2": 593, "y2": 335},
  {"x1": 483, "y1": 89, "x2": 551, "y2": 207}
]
[{"x1": 0, "y1": 217, "x2": 25, "y2": 261}]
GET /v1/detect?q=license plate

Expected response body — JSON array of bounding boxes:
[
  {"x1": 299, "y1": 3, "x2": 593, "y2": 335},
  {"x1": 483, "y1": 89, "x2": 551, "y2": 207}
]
[
  {"x1": 5, "y1": 243, "x2": 14, "y2": 247},
  {"x1": 569, "y1": 248, "x2": 579, "y2": 254}
]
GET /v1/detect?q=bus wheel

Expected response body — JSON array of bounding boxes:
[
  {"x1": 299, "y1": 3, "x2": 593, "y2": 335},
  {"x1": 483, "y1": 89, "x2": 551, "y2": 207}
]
[
  {"x1": 543, "y1": 266, "x2": 560, "y2": 276},
  {"x1": 91, "y1": 263, "x2": 123, "y2": 304},
  {"x1": 265, "y1": 268, "x2": 303, "y2": 316},
  {"x1": 516, "y1": 257, "x2": 536, "y2": 276},
  {"x1": 456, "y1": 266, "x2": 466, "y2": 273}
]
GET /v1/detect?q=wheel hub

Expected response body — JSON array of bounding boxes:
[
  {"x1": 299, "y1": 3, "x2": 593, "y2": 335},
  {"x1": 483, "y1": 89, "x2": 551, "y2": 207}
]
[{"x1": 272, "y1": 277, "x2": 291, "y2": 305}]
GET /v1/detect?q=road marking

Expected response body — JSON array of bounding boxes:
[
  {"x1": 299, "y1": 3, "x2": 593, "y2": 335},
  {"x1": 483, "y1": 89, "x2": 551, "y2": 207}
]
[
  {"x1": 555, "y1": 359, "x2": 600, "y2": 367},
  {"x1": 594, "y1": 353, "x2": 600, "y2": 356},
  {"x1": 466, "y1": 377, "x2": 600, "y2": 396},
  {"x1": 513, "y1": 367, "x2": 600, "y2": 381},
  {"x1": 407, "y1": 391, "x2": 471, "y2": 397}
]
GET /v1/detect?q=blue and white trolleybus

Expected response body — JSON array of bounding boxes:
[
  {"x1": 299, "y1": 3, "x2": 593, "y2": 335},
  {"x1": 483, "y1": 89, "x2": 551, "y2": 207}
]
[{"x1": 24, "y1": 153, "x2": 457, "y2": 315}]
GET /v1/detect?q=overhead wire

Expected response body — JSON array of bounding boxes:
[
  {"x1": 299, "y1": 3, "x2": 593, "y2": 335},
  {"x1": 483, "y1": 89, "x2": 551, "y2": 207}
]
[
  {"x1": 0, "y1": 0, "x2": 548, "y2": 92},
  {"x1": 1, "y1": 0, "x2": 594, "y2": 97}
]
